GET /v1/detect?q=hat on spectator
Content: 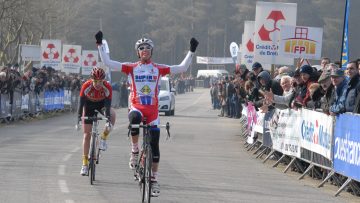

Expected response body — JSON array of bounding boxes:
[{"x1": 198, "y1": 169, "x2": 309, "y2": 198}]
[
  {"x1": 330, "y1": 69, "x2": 345, "y2": 77},
  {"x1": 293, "y1": 69, "x2": 301, "y2": 77},
  {"x1": 300, "y1": 65, "x2": 313, "y2": 75},
  {"x1": 252, "y1": 62, "x2": 262, "y2": 70},
  {"x1": 239, "y1": 64, "x2": 247, "y2": 71},
  {"x1": 318, "y1": 70, "x2": 331, "y2": 83}
]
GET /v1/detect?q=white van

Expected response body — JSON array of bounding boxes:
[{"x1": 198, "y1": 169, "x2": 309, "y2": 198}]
[{"x1": 158, "y1": 77, "x2": 175, "y2": 116}]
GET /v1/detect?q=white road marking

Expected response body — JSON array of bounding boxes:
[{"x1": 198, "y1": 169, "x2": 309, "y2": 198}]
[
  {"x1": 65, "y1": 200, "x2": 74, "y2": 203},
  {"x1": 62, "y1": 154, "x2": 72, "y2": 162},
  {"x1": 58, "y1": 165, "x2": 65, "y2": 175},
  {"x1": 58, "y1": 180, "x2": 69, "y2": 193}
]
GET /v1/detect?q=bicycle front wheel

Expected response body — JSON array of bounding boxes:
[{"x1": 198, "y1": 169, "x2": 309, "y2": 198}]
[
  {"x1": 139, "y1": 150, "x2": 146, "y2": 203},
  {"x1": 144, "y1": 146, "x2": 152, "y2": 203},
  {"x1": 89, "y1": 134, "x2": 97, "y2": 185}
]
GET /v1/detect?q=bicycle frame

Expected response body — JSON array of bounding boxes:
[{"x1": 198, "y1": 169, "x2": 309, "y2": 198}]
[
  {"x1": 89, "y1": 116, "x2": 100, "y2": 185},
  {"x1": 129, "y1": 120, "x2": 170, "y2": 203},
  {"x1": 82, "y1": 111, "x2": 108, "y2": 185}
]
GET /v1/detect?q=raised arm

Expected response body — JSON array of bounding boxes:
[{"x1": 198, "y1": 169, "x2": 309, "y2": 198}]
[
  {"x1": 170, "y1": 38, "x2": 198, "y2": 74},
  {"x1": 95, "y1": 31, "x2": 123, "y2": 72}
]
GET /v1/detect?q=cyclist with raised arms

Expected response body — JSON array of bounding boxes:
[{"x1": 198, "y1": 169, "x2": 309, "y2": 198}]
[
  {"x1": 95, "y1": 31, "x2": 198, "y2": 196},
  {"x1": 78, "y1": 67, "x2": 116, "y2": 176}
]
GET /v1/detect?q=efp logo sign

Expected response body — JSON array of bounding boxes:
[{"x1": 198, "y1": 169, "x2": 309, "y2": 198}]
[
  {"x1": 254, "y1": 2, "x2": 297, "y2": 65},
  {"x1": 280, "y1": 25, "x2": 323, "y2": 60}
]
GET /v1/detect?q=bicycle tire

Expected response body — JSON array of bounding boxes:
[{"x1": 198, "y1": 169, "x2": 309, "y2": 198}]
[
  {"x1": 96, "y1": 148, "x2": 100, "y2": 164},
  {"x1": 140, "y1": 151, "x2": 146, "y2": 203},
  {"x1": 145, "y1": 146, "x2": 152, "y2": 203},
  {"x1": 89, "y1": 133, "x2": 96, "y2": 185}
]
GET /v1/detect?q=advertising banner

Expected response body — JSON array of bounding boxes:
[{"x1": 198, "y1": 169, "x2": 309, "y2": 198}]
[
  {"x1": 40, "y1": 40, "x2": 62, "y2": 70},
  {"x1": 196, "y1": 56, "x2": 234, "y2": 64},
  {"x1": 254, "y1": 1, "x2": 297, "y2": 65},
  {"x1": 20, "y1": 45, "x2": 41, "y2": 62},
  {"x1": 246, "y1": 103, "x2": 257, "y2": 144},
  {"x1": 270, "y1": 109, "x2": 301, "y2": 157},
  {"x1": 241, "y1": 21, "x2": 255, "y2": 69},
  {"x1": 298, "y1": 109, "x2": 333, "y2": 160},
  {"x1": 82, "y1": 50, "x2": 99, "y2": 75},
  {"x1": 253, "y1": 111, "x2": 264, "y2": 134},
  {"x1": 279, "y1": 25, "x2": 323, "y2": 59},
  {"x1": 333, "y1": 113, "x2": 360, "y2": 182},
  {"x1": 64, "y1": 90, "x2": 71, "y2": 105},
  {"x1": 21, "y1": 94, "x2": 29, "y2": 111},
  {"x1": 263, "y1": 109, "x2": 275, "y2": 147},
  {"x1": 62, "y1": 45, "x2": 82, "y2": 74},
  {"x1": 44, "y1": 90, "x2": 64, "y2": 111}
]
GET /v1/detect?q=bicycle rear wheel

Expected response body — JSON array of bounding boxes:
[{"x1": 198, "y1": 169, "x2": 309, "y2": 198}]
[{"x1": 144, "y1": 147, "x2": 152, "y2": 203}]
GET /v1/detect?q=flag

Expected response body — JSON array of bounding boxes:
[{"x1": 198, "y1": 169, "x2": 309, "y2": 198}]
[{"x1": 341, "y1": 0, "x2": 350, "y2": 70}]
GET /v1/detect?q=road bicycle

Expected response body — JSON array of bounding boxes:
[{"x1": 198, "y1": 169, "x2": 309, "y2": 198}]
[
  {"x1": 129, "y1": 119, "x2": 170, "y2": 203},
  {"x1": 78, "y1": 110, "x2": 109, "y2": 185}
]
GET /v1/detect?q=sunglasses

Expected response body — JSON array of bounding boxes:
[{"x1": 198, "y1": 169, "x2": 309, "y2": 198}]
[
  {"x1": 92, "y1": 79, "x2": 103, "y2": 83},
  {"x1": 138, "y1": 45, "x2": 152, "y2": 51}
]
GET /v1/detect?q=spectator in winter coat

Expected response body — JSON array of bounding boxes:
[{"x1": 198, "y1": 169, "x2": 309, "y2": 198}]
[
  {"x1": 329, "y1": 69, "x2": 348, "y2": 116},
  {"x1": 344, "y1": 61, "x2": 360, "y2": 112},
  {"x1": 307, "y1": 83, "x2": 323, "y2": 110},
  {"x1": 318, "y1": 70, "x2": 335, "y2": 114},
  {"x1": 263, "y1": 75, "x2": 295, "y2": 109},
  {"x1": 256, "y1": 71, "x2": 283, "y2": 112},
  {"x1": 293, "y1": 65, "x2": 318, "y2": 108},
  {"x1": 239, "y1": 64, "x2": 249, "y2": 81}
]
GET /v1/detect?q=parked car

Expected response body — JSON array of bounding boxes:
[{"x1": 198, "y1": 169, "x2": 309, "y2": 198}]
[{"x1": 158, "y1": 77, "x2": 175, "y2": 116}]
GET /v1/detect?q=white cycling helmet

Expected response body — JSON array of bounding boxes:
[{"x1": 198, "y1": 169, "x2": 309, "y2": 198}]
[{"x1": 135, "y1": 38, "x2": 154, "y2": 50}]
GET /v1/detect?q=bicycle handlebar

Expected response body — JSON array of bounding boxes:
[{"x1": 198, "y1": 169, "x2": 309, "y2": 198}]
[
  {"x1": 128, "y1": 122, "x2": 171, "y2": 139},
  {"x1": 82, "y1": 109, "x2": 109, "y2": 122},
  {"x1": 75, "y1": 110, "x2": 110, "y2": 131}
]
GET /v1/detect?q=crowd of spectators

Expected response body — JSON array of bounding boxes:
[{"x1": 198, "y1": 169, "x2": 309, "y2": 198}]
[
  {"x1": 210, "y1": 57, "x2": 360, "y2": 118},
  {"x1": 0, "y1": 63, "x2": 83, "y2": 97},
  {"x1": 172, "y1": 76, "x2": 195, "y2": 94},
  {"x1": 0, "y1": 63, "x2": 84, "y2": 122}
]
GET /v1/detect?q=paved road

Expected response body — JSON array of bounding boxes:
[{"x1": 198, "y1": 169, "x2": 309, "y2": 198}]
[{"x1": 0, "y1": 88, "x2": 355, "y2": 203}]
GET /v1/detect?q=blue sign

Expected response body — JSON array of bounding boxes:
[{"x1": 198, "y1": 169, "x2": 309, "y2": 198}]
[
  {"x1": 333, "y1": 113, "x2": 360, "y2": 181},
  {"x1": 44, "y1": 90, "x2": 65, "y2": 111},
  {"x1": 341, "y1": 0, "x2": 350, "y2": 70}
]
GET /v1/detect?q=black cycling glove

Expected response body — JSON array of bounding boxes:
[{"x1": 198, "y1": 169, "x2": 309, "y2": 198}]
[
  {"x1": 95, "y1": 31, "x2": 103, "y2": 45},
  {"x1": 190, "y1": 37, "x2": 199, "y2": 52}
]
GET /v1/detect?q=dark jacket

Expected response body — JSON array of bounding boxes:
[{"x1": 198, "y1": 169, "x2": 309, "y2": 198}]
[
  {"x1": 354, "y1": 88, "x2": 360, "y2": 114},
  {"x1": 345, "y1": 74, "x2": 360, "y2": 112},
  {"x1": 257, "y1": 71, "x2": 283, "y2": 95},
  {"x1": 330, "y1": 79, "x2": 348, "y2": 114},
  {"x1": 255, "y1": 71, "x2": 283, "y2": 109},
  {"x1": 321, "y1": 85, "x2": 335, "y2": 114}
]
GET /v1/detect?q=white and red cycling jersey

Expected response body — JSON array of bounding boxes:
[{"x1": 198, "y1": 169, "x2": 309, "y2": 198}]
[{"x1": 98, "y1": 41, "x2": 194, "y2": 124}]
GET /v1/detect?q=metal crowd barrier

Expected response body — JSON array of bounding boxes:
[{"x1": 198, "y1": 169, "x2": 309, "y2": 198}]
[
  {"x1": 1, "y1": 88, "x2": 123, "y2": 121},
  {"x1": 239, "y1": 104, "x2": 360, "y2": 197},
  {"x1": 0, "y1": 89, "x2": 79, "y2": 120}
]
